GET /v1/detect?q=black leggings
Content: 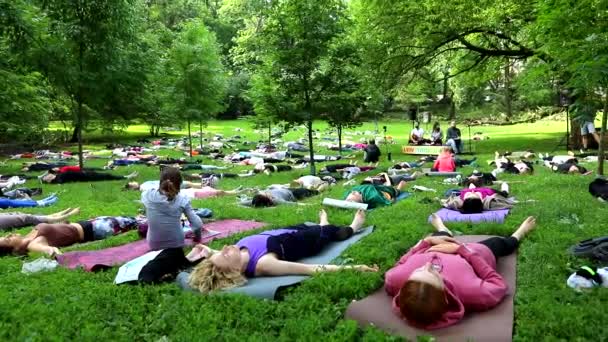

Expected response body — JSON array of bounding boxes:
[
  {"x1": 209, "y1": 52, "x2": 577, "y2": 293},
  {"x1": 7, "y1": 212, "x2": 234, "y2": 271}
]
[
  {"x1": 289, "y1": 188, "x2": 319, "y2": 200},
  {"x1": 267, "y1": 224, "x2": 353, "y2": 262},
  {"x1": 53, "y1": 171, "x2": 125, "y2": 184},
  {"x1": 138, "y1": 248, "x2": 199, "y2": 284},
  {"x1": 431, "y1": 232, "x2": 519, "y2": 258}
]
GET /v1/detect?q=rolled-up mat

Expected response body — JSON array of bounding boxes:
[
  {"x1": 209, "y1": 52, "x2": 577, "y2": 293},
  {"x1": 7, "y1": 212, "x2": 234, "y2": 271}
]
[
  {"x1": 177, "y1": 225, "x2": 374, "y2": 299},
  {"x1": 56, "y1": 219, "x2": 266, "y2": 271},
  {"x1": 345, "y1": 235, "x2": 517, "y2": 342},
  {"x1": 424, "y1": 171, "x2": 462, "y2": 177},
  {"x1": 429, "y1": 208, "x2": 510, "y2": 224}
]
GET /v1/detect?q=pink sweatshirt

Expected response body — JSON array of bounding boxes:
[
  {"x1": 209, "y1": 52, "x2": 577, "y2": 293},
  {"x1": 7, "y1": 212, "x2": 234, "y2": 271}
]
[
  {"x1": 459, "y1": 187, "x2": 496, "y2": 200},
  {"x1": 384, "y1": 240, "x2": 507, "y2": 330},
  {"x1": 432, "y1": 154, "x2": 456, "y2": 172}
]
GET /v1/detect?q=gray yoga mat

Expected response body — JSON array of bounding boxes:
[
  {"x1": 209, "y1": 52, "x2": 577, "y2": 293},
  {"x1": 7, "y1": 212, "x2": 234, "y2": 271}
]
[{"x1": 176, "y1": 225, "x2": 374, "y2": 299}]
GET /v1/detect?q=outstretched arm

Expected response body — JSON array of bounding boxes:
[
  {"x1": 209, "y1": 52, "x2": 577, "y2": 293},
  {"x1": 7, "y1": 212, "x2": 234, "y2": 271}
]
[{"x1": 256, "y1": 258, "x2": 377, "y2": 276}]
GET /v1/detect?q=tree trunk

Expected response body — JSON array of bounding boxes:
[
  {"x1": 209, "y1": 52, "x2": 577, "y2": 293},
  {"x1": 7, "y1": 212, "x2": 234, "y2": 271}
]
[
  {"x1": 187, "y1": 119, "x2": 193, "y2": 159},
  {"x1": 155, "y1": 126, "x2": 160, "y2": 137},
  {"x1": 199, "y1": 121, "x2": 203, "y2": 150},
  {"x1": 449, "y1": 99, "x2": 456, "y2": 120},
  {"x1": 268, "y1": 122, "x2": 272, "y2": 147},
  {"x1": 504, "y1": 60, "x2": 512, "y2": 119},
  {"x1": 77, "y1": 102, "x2": 84, "y2": 169},
  {"x1": 70, "y1": 125, "x2": 79, "y2": 143},
  {"x1": 598, "y1": 93, "x2": 608, "y2": 175},
  {"x1": 337, "y1": 125, "x2": 342, "y2": 157},
  {"x1": 442, "y1": 72, "x2": 449, "y2": 100},
  {"x1": 307, "y1": 119, "x2": 316, "y2": 175}
]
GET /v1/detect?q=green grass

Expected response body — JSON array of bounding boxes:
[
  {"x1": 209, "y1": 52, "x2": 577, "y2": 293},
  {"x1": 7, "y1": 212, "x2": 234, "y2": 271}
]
[{"x1": 1, "y1": 118, "x2": 606, "y2": 341}]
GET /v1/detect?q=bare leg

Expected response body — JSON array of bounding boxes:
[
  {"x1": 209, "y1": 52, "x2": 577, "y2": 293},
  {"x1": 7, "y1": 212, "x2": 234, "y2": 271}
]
[
  {"x1": 430, "y1": 213, "x2": 453, "y2": 235},
  {"x1": 582, "y1": 136, "x2": 589, "y2": 150},
  {"x1": 183, "y1": 181, "x2": 203, "y2": 189},
  {"x1": 349, "y1": 209, "x2": 366, "y2": 233},
  {"x1": 592, "y1": 132, "x2": 601, "y2": 145},
  {"x1": 511, "y1": 216, "x2": 537, "y2": 241},
  {"x1": 45, "y1": 208, "x2": 80, "y2": 223},
  {"x1": 396, "y1": 180, "x2": 407, "y2": 191}
]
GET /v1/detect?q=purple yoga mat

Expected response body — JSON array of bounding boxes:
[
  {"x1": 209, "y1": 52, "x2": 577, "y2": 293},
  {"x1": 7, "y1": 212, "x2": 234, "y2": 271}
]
[
  {"x1": 56, "y1": 219, "x2": 266, "y2": 271},
  {"x1": 429, "y1": 208, "x2": 510, "y2": 224}
]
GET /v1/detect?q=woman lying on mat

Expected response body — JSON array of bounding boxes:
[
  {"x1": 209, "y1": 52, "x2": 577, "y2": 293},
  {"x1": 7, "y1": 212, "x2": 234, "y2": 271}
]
[
  {"x1": 492, "y1": 152, "x2": 533, "y2": 175},
  {"x1": 344, "y1": 181, "x2": 407, "y2": 209},
  {"x1": 362, "y1": 172, "x2": 422, "y2": 187},
  {"x1": 41, "y1": 170, "x2": 138, "y2": 184},
  {"x1": 460, "y1": 171, "x2": 498, "y2": 188},
  {"x1": 441, "y1": 183, "x2": 513, "y2": 214},
  {"x1": 0, "y1": 208, "x2": 80, "y2": 231},
  {"x1": 551, "y1": 161, "x2": 591, "y2": 175},
  {"x1": 291, "y1": 175, "x2": 334, "y2": 191},
  {"x1": 384, "y1": 214, "x2": 536, "y2": 329},
  {"x1": 0, "y1": 214, "x2": 144, "y2": 257},
  {"x1": 187, "y1": 209, "x2": 378, "y2": 293},
  {"x1": 242, "y1": 185, "x2": 321, "y2": 207}
]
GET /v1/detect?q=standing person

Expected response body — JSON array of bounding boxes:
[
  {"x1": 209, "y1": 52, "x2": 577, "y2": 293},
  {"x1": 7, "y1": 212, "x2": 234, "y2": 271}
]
[
  {"x1": 364, "y1": 140, "x2": 382, "y2": 163},
  {"x1": 430, "y1": 122, "x2": 443, "y2": 145},
  {"x1": 139, "y1": 167, "x2": 205, "y2": 283},
  {"x1": 446, "y1": 121, "x2": 463, "y2": 154},
  {"x1": 571, "y1": 92, "x2": 601, "y2": 153},
  {"x1": 409, "y1": 122, "x2": 428, "y2": 145}
]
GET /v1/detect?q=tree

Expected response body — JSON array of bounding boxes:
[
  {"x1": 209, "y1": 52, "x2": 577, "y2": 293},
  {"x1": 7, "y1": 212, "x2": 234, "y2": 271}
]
[
  {"x1": 167, "y1": 20, "x2": 226, "y2": 158},
  {"x1": 247, "y1": 0, "x2": 347, "y2": 175},
  {"x1": 41, "y1": 0, "x2": 140, "y2": 168},
  {"x1": 537, "y1": 0, "x2": 608, "y2": 175}
]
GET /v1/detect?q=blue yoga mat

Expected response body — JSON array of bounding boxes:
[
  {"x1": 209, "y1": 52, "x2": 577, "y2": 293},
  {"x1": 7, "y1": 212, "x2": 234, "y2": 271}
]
[{"x1": 176, "y1": 225, "x2": 374, "y2": 300}]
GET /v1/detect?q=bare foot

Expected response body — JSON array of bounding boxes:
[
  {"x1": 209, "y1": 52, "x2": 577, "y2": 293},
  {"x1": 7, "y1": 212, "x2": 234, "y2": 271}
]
[
  {"x1": 430, "y1": 213, "x2": 453, "y2": 235},
  {"x1": 396, "y1": 180, "x2": 407, "y2": 190},
  {"x1": 349, "y1": 209, "x2": 366, "y2": 232},
  {"x1": 319, "y1": 209, "x2": 329, "y2": 226},
  {"x1": 125, "y1": 171, "x2": 138, "y2": 179},
  {"x1": 512, "y1": 216, "x2": 537, "y2": 241}
]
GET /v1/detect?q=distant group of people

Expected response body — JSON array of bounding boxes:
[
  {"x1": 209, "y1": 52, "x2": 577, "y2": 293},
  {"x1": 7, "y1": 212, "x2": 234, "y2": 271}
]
[{"x1": 409, "y1": 121, "x2": 464, "y2": 154}]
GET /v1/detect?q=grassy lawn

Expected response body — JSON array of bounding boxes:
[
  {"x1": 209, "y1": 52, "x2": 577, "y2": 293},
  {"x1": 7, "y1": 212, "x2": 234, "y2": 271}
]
[{"x1": 1, "y1": 118, "x2": 606, "y2": 341}]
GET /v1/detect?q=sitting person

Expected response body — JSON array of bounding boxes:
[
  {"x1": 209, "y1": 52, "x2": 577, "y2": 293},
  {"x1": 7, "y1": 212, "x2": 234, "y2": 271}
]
[
  {"x1": 242, "y1": 186, "x2": 320, "y2": 207},
  {"x1": 364, "y1": 140, "x2": 381, "y2": 163},
  {"x1": 409, "y1": 122, "x2": 430, "y2": 145},
  {"x1": 344, "y1": 181, "x2": 407, "y2": 209},
  {"x1": 441, "y1": 183, "x2": 513, "y2": 213},
  {"x1": 0, "y1": 194, "x2": 58, "y2": 209},
  {"x1": 430, "y1": 122, "x2": 443, "y2": 145},
  {"x1": 431, "y1": 147, "x2": 456, "y2": 172},
  {"x1": 41, "y1": 170, "x2": 138, "y2": 184},
  {"x1": 0, "y1": 215, "x2": 145, "y2": 257},
  {"x1": 384, "y1": 214, "x2": 536, "y2": 329},
  {"x1": 187, "y1": 209, "x2": 378, "y2": 293},
  {"x1": 445, "y1": 121, "x2": 463, "y2": 154},
  {"x1": 0, "y1": 208, "x2": 80, "y2": 231}
]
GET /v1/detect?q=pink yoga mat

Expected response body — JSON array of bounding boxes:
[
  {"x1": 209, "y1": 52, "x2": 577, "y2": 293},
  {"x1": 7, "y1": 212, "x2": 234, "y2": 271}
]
[
  {"x1": 56, "y1": 219, "x2": 266, "y2": 271},
  {"x1": 346, "y1": 235, "x2": 517, "y2": 342}
]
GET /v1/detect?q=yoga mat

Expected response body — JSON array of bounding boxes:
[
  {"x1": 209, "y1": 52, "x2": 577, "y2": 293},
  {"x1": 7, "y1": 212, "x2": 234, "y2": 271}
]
[
  {"x1": 56, "y1": 220, "x2": 266, "y2": 272},
  {"x1": 430, "y1": 208, "x2": 510, "y2": 224},
  {"x1": 422, "y1": 169, "x2": 462, "y2": 177},
  {"x1": 345, "y1": 235, "x2": 517, "y2": 342},
  {"x1": 177, "y1": 225, "x2": 375, "y2": 300}
]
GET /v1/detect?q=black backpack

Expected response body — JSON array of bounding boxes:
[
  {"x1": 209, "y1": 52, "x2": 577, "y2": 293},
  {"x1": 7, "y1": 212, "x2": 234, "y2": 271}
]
[{"x1": 570, "y1": 236, "x2": 608, "y2": 262}]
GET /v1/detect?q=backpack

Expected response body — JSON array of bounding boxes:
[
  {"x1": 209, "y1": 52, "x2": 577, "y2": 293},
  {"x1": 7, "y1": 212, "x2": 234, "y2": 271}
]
[{"x1": 570, "y1": 236, "x2": 608, "y2": 262}]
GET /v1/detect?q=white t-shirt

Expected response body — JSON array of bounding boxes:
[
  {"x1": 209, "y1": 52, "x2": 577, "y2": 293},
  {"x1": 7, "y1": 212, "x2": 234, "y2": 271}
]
[
  {"x1": 297, "y1": 176, "x2": 323, "y2": 188},
  {"x1": 411, "y1": 128, "x2": 424, "y2": 139}
]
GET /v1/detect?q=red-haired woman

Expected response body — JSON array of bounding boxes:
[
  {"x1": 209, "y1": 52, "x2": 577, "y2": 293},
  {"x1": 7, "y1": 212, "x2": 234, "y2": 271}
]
[{"x1": 384, "y1": 214, "x2": 536, "y2": 329}]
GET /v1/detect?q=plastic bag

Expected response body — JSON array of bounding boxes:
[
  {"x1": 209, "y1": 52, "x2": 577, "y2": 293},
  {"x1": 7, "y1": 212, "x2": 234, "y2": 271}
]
[{"x1": 22, "y1": 258, "x2": 58, "y2": 274}]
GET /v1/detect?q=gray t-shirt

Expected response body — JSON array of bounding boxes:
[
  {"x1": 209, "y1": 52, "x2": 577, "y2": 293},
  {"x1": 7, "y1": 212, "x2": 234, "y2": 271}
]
[{"x1": 141, "y1": 189, "x2": 202, "y2": 250}]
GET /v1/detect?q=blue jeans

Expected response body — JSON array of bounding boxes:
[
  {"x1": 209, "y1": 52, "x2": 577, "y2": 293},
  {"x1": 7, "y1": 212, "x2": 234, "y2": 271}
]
[{"x1": 0, "y1": 198, "x2": 38, "y2": 209}]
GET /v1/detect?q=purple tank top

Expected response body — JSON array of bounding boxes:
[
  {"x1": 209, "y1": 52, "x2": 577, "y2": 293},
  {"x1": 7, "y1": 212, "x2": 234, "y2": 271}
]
[{"x1": 237, "y1": 229, "x2": 297, "y2": 277}]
